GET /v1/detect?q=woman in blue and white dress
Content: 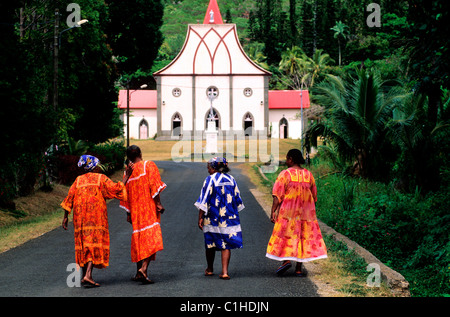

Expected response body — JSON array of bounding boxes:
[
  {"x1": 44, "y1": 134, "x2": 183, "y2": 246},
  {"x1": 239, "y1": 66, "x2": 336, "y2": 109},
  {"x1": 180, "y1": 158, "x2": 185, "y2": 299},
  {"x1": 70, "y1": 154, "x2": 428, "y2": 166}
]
[{"x1": 195, "y1": 157, "x2": 244, "y2": 280}]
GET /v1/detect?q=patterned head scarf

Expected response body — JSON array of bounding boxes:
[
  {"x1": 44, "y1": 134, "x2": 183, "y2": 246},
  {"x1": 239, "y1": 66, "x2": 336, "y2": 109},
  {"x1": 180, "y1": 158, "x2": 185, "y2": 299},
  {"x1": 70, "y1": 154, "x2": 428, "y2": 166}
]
[
  {"x1": 78, "y1": 155, "x2": 100, "y2": 172},
  {"x1": 210, "y1": 157, "x2": 228, "y2": 170}
]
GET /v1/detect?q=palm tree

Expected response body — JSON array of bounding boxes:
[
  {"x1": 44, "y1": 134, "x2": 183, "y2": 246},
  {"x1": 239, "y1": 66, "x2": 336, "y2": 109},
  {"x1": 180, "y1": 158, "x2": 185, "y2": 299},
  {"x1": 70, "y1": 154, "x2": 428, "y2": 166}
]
[
  {"x1": 301, "y1": 48, "x2": 334, "y2": 88},
  {"x1": 305, "y1": 68, "x2": 407, "y2": 179},
  {"x1": 246, "y1": 42, "x2": 270, "y2": 70},
  {"x1": 330, "y1": 21, "x2": 349, "y2": 66},
  {"x1": 279, "y1": 46, "x2": 333, "y2": 90},
  {"x1": 278, "y1": 46, "x2": 307, "y2": 89}
]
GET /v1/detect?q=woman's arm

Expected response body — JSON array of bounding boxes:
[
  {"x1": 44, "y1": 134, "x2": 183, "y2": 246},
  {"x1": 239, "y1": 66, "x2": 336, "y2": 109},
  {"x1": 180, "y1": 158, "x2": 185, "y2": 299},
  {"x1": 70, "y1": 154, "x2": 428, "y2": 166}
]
[{"x1": 270, "y1": 196, "x2": 281, "y2": 223}]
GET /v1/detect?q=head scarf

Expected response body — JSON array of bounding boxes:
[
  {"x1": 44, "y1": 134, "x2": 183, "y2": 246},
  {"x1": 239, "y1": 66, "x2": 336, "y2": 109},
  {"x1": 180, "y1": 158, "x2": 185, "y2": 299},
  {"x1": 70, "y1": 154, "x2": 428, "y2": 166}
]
[
  {"x1": 78, "y1": 155, "x2": 100, "y2": 172},
  {"x1": 210, "y1": 156, "x2": 228, "y2": 170}
]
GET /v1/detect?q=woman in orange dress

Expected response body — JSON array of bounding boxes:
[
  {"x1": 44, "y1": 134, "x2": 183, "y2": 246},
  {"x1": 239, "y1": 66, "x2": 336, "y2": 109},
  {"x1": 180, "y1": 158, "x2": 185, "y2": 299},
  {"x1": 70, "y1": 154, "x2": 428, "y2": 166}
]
[
  {"x1": 120, "y1": 145, "x2": 166, "y2": 284},
  {"x1": 61, "y1": 155, "x2": 128, "y2": 287},
  {"x1": 266, "y1": 149, "x2": 327, "y2": 276}
]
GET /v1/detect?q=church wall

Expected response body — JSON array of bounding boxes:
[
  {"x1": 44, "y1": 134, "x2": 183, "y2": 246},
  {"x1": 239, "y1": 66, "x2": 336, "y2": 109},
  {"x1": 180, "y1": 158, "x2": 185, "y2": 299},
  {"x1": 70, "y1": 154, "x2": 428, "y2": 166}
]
[
  {"x1": 269, "y1": 109, "x2": 302, "y2": 139},
  {"x1": 232, "y1": 76, "x2": 266, "y2": 132},
  {"x1": 125, "y1": 109, "x2": 157, "y2": 140},
  {"x1": 195, "y1": 76, "x2": 230, "y2": 131},
  {"x1": 160, "y1": 76, "x2": 193, "y2": 133}
]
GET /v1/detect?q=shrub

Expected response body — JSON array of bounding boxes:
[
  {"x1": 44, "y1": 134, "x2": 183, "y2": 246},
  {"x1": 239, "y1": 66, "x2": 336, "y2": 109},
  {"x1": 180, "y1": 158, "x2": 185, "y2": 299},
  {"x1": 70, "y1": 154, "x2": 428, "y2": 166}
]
[
  {"x1": 315, "y1": 169, "x2": 450, "y2": 296},
  {"x1": 56, "y1": 138, "x2": 126, "y2": 185}
]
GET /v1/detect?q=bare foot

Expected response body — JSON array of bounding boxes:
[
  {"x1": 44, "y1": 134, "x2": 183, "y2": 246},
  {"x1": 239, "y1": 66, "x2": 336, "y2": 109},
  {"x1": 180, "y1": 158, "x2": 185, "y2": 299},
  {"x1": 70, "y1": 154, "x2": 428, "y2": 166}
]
[
  {"x1": 81, "y1": 277, "x2": 100, "y2": 287},
  {"x1": 138, "y1": 268, "x2": 154, "y2": 284}
]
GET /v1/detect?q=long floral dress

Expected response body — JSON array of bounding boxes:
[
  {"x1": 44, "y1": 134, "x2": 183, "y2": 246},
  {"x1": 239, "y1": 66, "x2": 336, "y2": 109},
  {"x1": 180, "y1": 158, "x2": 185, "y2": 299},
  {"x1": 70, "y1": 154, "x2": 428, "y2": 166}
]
[
  {"x1": 266, "y1": 167, "x2": 327, "y2": 262},
  {"x1": 195, "y1": 172, "x2": 245, "y2": 250},
  {"x1": 61, "y1": 173, "x2": 127, "y2": 269},
  {"x1": 120, "y1": 161, "x2": 166, "y2": 262}
]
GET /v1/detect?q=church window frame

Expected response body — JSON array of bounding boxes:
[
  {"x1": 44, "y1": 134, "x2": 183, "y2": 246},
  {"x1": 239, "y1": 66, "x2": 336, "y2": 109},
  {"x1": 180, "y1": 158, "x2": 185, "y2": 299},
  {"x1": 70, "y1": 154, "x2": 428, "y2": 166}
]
[
  {"x1": 243, "y1": 88, "x2": 253, "y2": 97},
  {"x1": 172, "y1": 88, "x2": 182, "y2": 97},
  {"x1": 206, "y1": 86, "x2": 219, "y2": 99}
]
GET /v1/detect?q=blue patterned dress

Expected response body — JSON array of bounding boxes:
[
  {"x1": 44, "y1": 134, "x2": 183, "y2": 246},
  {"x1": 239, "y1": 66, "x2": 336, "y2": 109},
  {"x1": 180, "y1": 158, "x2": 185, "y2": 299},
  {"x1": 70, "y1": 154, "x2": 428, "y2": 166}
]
[{"x1": 195, "y1": 172, "x2": 244, "y2": 250}]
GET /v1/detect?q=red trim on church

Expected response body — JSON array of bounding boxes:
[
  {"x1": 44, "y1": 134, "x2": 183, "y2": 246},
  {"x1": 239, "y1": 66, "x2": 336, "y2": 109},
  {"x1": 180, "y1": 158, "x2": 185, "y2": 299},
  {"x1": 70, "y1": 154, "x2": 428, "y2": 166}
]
[{"x1": 203, "y1": 0, "x2": 223, "y2": 24}]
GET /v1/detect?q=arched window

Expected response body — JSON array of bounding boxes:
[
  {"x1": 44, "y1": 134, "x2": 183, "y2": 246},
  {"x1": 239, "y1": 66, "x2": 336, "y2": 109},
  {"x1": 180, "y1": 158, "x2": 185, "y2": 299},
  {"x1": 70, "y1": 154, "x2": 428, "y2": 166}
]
[
  {"x1": 139, "y1": 119, "x2": 149, "y2": 139},
  {"x1": 172, "y1": 112, "x2": 182, "y2": 136},
  {"x1": 205, "y1": 108, "x2": 220, "y2": 130},
  {"x1": 279, "y1": 117, "x2": 288, "y2": 139},
  {"x1": 243, "y1": 112, "x2": 254, "y2": 136}
]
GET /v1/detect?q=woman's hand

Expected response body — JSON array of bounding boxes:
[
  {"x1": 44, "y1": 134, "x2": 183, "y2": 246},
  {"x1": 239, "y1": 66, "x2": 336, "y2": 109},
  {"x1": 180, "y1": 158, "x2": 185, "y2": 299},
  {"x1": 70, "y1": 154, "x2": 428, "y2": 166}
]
[
  {"x1": 270, "y1": 211, "x2": 278, "y2": 223},
  {"x1": 123, "y1": 162, "x2": 134, "y2": 184},
  {"x1": 62, "y1": 215, "x2": 68, "y2": 230},
  {"x1": 270, "y1": 196, "x2": 280, "y2": 223},
  {"x1": 198, "y1": 210, "x2": 204, "y2": 230}
]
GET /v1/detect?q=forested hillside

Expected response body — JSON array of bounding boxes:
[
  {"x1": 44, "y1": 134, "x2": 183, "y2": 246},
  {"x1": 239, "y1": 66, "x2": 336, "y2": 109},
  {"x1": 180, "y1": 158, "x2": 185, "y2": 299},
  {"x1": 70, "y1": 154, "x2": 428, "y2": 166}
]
[{"x1": 155, "y1": 0, "x2": 409, "y2": 77}]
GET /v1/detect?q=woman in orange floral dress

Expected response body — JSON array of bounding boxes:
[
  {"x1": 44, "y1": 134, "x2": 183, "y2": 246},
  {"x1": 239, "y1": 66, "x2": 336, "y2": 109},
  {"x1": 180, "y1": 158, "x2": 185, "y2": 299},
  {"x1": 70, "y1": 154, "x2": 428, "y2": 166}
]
[
  {"x1": 61, "y1": 155, "x2": 128, "y2": 287},
  {"x1": 120, "y1": 145, "x2": 166, "y2": 284},
  {"x1": 266, "y1": 149, "x2": 327, "y2": 276}
]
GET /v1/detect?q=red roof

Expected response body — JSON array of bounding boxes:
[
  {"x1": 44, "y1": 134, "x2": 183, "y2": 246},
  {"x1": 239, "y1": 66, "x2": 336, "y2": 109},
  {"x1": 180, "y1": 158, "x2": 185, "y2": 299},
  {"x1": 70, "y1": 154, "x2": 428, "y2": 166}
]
[
  {"x1": 268, "y1": 90, "x2": 310, "y2": 109},
  {"x1": 118, "y1": 90, "x2": 157, "y2": 109},
  {"x1": 203, "y1": 0, "x2": 223, "y2": 24}
]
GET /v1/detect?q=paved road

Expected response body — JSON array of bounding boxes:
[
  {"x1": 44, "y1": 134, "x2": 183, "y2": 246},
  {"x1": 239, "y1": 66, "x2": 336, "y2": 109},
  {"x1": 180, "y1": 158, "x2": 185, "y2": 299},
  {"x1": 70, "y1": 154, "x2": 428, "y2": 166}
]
[{"x1": 0, "y1": 161, "x2": 320, "y2": 299}]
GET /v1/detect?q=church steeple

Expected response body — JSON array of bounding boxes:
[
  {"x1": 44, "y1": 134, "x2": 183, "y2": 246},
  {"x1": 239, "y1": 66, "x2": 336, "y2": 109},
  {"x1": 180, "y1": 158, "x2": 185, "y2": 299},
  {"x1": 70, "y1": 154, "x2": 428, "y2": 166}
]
[{"x1": 203, "y1": 0, "x2": 223, "y2": 24}]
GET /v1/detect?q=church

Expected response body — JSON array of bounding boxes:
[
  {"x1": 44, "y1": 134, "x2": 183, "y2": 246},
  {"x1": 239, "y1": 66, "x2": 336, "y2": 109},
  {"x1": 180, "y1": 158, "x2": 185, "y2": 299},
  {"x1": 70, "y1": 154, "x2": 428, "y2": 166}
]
[{"x1": 118, "y1": 0, "x2": 310, "y2": 140}]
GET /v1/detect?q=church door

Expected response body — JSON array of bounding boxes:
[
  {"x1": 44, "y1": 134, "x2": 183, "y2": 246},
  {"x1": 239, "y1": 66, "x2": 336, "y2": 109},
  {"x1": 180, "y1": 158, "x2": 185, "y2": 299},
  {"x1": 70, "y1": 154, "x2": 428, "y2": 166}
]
[
  {"x1": 172, "y1": 113, "x2": 182, "y2": 136},
  {"x1": 205, "y1": 108, "x2": 220, "y2": 130},
  {"x1": 139, "y1": 119, "x2": 149, "y2": 139},
  {"x1": 279, "y1": 117, "x2": 288, "y2": 139},
  {"x1": 243, "y1": 112, "x2": 253, "y2": 136}
]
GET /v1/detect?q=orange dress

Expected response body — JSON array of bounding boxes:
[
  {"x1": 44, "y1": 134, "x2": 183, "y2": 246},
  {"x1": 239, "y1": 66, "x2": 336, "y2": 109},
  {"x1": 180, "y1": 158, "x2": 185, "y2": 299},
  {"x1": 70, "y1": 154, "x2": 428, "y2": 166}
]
[
  {"x1": 120, "y1": 161, "x2": 166, "y2": 263},
  {"x1": 61, "y1": 173, "x2": 127, "y2": 269},
  {"x1": 266, "y1": 168, "x2": 327, "y2": 262}
]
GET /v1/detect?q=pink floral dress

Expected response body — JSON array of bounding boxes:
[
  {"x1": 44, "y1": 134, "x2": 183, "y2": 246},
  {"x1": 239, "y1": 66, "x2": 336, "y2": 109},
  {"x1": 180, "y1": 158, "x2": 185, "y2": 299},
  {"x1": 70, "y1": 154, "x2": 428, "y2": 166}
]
[{"x1": 266, "y1": 168, "x2": 327, "y2": 262}]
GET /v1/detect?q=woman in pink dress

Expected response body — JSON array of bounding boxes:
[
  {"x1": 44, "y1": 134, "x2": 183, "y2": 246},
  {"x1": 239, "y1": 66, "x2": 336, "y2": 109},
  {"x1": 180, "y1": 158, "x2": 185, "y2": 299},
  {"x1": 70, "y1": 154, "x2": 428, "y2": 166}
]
[{"x1": 266, "y1": 149, "x2": 327, "y2": 276}]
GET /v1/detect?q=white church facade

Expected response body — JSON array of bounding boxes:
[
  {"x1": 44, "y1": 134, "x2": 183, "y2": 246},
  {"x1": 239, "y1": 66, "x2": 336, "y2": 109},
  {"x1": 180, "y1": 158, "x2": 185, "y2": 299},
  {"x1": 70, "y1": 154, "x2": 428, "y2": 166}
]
[{"x1": 118, "y1": 0, "x2": 310, "y2": 140}]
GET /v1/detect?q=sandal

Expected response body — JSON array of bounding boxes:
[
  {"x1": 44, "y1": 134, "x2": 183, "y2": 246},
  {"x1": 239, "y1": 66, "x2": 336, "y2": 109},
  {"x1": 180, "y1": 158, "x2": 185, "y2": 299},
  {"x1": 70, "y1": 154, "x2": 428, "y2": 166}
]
[
  {"x1": 295, "y1": 263, "x2": 307, "y2": 277},
  {"x1": 276, "y1": 261, "x2": 292, "y2": 275},
  {"x1": 295, "y1": 271, "x2": 307, "y2": 277},
  {"x1": 205, "y1": 269, "x2": 214, "y2": 276},
  {"x1": 81, "y1": 278, "x2": 100, "y2": 288},
  {"x1": 219, "y1": 274, "x2": 230, "y2": 280}
]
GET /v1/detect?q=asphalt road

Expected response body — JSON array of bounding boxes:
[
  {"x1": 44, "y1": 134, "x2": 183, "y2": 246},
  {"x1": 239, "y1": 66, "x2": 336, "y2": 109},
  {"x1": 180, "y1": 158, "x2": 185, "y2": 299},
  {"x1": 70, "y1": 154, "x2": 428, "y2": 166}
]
[{"x1": 0, "y1": 161, "x2": 320, "y2": 299}]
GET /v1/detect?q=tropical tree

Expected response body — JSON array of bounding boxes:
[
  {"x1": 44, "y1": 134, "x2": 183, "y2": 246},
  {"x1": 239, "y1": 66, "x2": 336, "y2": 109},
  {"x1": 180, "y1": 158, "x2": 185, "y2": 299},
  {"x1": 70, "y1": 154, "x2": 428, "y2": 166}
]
[
  {"x1": 278, "y1": 46, "x2": 333, "y2": 90},
  {"x1": 387, "y1": 92, "x2": 450, "y2": 192},
  {"x1": 330, "y1": 21, "x2": 349, "y2": 66},
  {"x1": 245, "y1": 42, "x2": 270, "y2": 70},
  {"x1": 305, "y1": 68, "x2": 407, "y2": 179},
  {"x1": 301, "y1": 48, "x2": 334, "y2": 88},
  {"x1": 279, "y1": 46, "x2": 306, "y2": 88}
]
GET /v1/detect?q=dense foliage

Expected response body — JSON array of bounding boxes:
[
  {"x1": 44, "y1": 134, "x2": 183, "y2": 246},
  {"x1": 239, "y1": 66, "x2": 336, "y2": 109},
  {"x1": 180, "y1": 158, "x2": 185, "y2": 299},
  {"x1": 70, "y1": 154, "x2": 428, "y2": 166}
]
[{"x1": 0, "y1": 0, "x2": 163, "y2": 207}]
